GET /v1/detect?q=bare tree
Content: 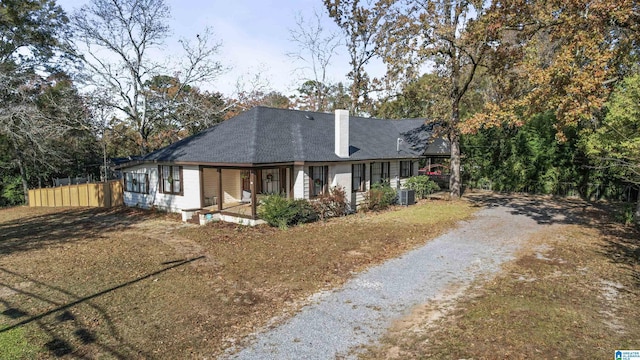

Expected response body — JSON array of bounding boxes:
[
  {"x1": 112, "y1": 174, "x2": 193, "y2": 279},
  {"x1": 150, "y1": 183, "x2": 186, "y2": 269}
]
[
  {"x1": 85, "y1": 91, "x2": 116, "y2": 181},
  {"x1": 288, "y1": 9, "x2": 342, "y2": 112},
  {"x1": 71, "y1": 0, "x2": 224, "y2": 154},
  {"x1": 0, "y1": 72, "x2": 90, "y2": 200},
  {"x1": 330, "y1": 0, "x2": 501, "y2": 198},
  {"x1": 325, "y1": 0, "x2": 390, "y2": 114},
  {"x1": 0, "y1": 0, "x2": 88, "y2": 203}
]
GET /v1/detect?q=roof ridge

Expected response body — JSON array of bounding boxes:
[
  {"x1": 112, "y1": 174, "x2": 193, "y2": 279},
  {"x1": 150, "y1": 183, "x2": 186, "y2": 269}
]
[
  {"x1": 250, "y1": 106, "x2": 261, "y2": 163},
  {"x1": 127, "y1": 106, "x2": 444, "y2": 167},
  {"x1": 244, "y1": 106, "x2": 428, "y2": 122},
  {"x1": 293, "y1": 115, "x2": 305, "y2": 161},
  {"x1": 141, "y1": 122, "x2": 220, "y2": 160}
]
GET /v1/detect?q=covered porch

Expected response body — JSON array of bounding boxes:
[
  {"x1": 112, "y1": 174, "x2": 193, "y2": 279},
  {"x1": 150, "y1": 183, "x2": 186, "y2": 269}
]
[
  {"x1": 420, "y1": 156, "x2": 451, "y2": 189},
  {"x1": 185, "y1": 165, "x2": 294, "y2": 225}
]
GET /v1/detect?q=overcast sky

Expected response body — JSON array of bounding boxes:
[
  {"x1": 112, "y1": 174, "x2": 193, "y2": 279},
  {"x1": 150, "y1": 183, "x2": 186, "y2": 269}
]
[{"x1": 56, "y1": 0, "x2": 375, "y2": 96}]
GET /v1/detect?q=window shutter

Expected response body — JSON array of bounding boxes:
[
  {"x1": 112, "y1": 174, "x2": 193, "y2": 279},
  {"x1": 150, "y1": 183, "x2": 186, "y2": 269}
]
[
  {"x1": 158, "y1": 165, "x2": 163, "y2": 193},
  {"x1": 323, "y1": 166, "x2": 328, "y2": 194},
  {"x1": 308, "y1": 167, "x2": 311, "y2": 196}
]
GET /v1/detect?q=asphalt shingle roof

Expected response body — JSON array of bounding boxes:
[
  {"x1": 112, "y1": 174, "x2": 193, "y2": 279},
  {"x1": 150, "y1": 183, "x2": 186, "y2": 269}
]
[{"x1": 140, "y1": 106, "x2": 449, "y2": 165}]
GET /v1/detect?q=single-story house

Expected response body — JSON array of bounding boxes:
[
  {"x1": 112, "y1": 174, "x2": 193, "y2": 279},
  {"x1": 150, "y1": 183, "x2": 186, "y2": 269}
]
[{"x1": 119, "y1": 106, "x2": 450, "y2": 224}]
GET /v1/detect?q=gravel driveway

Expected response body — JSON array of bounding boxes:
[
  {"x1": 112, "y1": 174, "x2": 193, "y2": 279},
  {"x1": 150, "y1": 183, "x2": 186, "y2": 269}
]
[{"x1": 225, "y1": 201, "x2": 560, "y2": 359}]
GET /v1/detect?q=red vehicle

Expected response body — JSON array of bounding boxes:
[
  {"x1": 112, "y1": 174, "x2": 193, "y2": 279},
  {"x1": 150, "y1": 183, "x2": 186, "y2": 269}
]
[{"x1": 418, "y1": 164, "x2": 446, "y2": 176}]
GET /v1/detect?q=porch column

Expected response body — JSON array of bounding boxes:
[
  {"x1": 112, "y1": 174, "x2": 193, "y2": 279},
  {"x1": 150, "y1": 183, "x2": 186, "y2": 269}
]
[
  {"x1": 199, "y1": 166, "x2": 204, "y2": 208},
  {"x1": 217, "y1": 168, "x2": 223, "y2": 212},
  {"x1": 250, "y1": 169, "x2": 257, "y2": 219},
  {"x1": 286, "y1": 166, "x2": 292, "y2": 198}
]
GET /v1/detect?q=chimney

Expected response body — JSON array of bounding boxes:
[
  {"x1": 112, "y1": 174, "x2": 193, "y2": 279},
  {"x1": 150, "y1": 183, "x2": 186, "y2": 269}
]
[{"x1": 335, "y1": 109, "x2": 349, "y2": 158}]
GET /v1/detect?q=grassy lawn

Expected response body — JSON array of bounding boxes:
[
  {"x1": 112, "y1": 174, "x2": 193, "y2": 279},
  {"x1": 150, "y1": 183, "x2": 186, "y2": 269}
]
[
  {"x1": 362, "y1": 198, "x2": 640, "y2": 359},
  {"x1": 0, "y1": 200, "x2": 475, "y2": 359}
]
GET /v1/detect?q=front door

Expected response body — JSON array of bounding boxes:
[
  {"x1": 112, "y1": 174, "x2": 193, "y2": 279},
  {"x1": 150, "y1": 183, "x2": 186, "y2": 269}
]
[{"x1": 241, "y1": 170, "x2": 250, "y2": 192}]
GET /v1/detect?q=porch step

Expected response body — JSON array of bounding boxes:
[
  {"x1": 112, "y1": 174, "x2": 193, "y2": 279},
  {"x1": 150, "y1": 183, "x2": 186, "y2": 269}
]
[{"x1": 186, "y1": 211, "x2": 200, "y2": 224}]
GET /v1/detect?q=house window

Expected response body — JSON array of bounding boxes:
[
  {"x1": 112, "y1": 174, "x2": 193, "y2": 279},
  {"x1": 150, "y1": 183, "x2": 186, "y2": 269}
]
[
  {"x1": 309, "y1": 166, "x2": 328, "y2": 197},
  {"x1": 124, "y1": 172, "x2": 149, "y2": 194},
  {"x1": 159, "y1": 165, "x2": 183, "y2": 195},
  {"x1": 261, "y1": 169, "x2": 280, "y2": 194},
  {"x1": 370, "y1": 162, "x2": 390, "y2": 184},
  {"x1": 352, "y1": 163, "x2": 366, "y2": 192},
  {"x1": 400, "y1": 160, "x2": 413, "y2": 179}
]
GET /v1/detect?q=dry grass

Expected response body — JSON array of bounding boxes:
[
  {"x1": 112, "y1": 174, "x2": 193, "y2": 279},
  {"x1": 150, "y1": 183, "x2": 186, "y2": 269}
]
[
  {"x1": 0, "y1": 200, "x2": 475, "y2": 359},
  {"x1": 362, "y1": 199, "x2": 640, "y2": 359}
]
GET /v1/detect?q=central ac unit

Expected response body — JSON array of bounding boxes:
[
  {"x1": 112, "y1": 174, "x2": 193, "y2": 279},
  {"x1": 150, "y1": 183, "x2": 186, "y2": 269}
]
[{"x1": 399, "y1": 189, "x2": 415, "y2": 206}]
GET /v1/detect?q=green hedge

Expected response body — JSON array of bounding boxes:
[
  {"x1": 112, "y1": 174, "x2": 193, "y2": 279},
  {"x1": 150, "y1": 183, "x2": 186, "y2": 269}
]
[
  {"x1": 363, "y1": 182, "x2": 397, "y2": 211},
  {"x1": 258, "y1": 195, "x2": 317, "y2": 229},
  {"x1": 403, "y1": 175, "x2": 440, "y2": 199}
]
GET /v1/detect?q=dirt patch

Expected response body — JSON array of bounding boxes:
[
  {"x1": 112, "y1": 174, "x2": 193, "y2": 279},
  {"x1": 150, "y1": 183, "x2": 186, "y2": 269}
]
[
  {"x1": 380, "y1": 283, "x2": 469, "y2": 359},
  {"x1": 125, "y1": 220, "x2": 221, "y2": 267},
  {"x1": 390, "y1": 283, "x2": 468, "y2": 334}
]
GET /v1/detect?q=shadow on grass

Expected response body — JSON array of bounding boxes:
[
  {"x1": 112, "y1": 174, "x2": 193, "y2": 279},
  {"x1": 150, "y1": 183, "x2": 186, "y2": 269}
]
[
  {"x1": 0, "y1": 256, "x2": 203, "y2": 358},
  {"x1": 465, "y1": 192, "x2": 595, "y2": 226},
  {"x1": 597, "y1": 223, "x2": 640, "y2": 287},
  {"x1": 466, "y1": 192, "x2": 640, "y2": 286},
  {"x1": 0, "y1": 207, "x2": 171, "y2": 256}
]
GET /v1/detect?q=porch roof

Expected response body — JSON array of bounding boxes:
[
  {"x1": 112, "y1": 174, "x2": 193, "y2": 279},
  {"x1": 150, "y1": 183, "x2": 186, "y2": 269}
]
[{"x1": 136, "y1": 107, "x2": 449, "y2": 165}]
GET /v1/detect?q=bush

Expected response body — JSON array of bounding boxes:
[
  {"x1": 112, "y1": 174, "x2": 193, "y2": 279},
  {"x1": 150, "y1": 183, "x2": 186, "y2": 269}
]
[
  {"x1": 1, "y1": 175, "x2": 24, "y2": 206},
  {"x1": 404, "y1": 175, "x2": 440, "y2": 199},
  {"x1": 290, "y1": 199, "x2": 318, "y2": 225},
  {"x1": 616, "y1": 203, "x2": 636, "y2": 226},
  {"x1": 258, "y1": 195, "x2": 317, "y2": 229},
  {"x1": 363, "y1": 182, "x2": 397, "y2": 211},
  {"x1": 312, "y1": 186, "x2": 349, "y2": 220}
]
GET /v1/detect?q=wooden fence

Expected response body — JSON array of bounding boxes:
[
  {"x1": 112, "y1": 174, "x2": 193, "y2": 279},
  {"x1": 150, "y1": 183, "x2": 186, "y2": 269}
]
[{"x1": 28, "y1": 180, "x2": 124, "y2": 208}]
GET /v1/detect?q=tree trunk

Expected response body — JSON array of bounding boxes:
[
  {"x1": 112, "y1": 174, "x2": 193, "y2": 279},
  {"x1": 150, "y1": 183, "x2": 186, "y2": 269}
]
[
  {"x1": 635, "y1": 189, "x2": 640, "y2": 225},
  {"x1": 16, "y1": 156, "x2": 29, "y2": 205},
  {"x1": 449, "y1": 97, "x2": 462, "y2": 198},
  {"x1": 102, "y1": 140, "x2": 108, "y2": 182},
  {"x1": 449, "y1": 129, "x2": 461, "y2": 198}
]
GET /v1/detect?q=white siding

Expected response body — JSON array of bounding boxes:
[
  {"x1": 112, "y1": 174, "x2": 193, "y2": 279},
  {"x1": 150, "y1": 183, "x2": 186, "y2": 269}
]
[
  {"x1": 389, "y1": 161, "x2": 400, "y2": 189},
  {"x1": 371, "y1": 159, "x2": 418, "y2": 185},
  {"x1": 331, "y1": 163, "x2": 352, "y2": 195},
  {"x1": 122, "y1": 164, "x2": 154, "y2": 209},
  {"x1": 123, "y1": 159, "x2": 421, "y2": 214},
  {"x1": 154, "y1": 165, "x2": 201, "y2": 211},
  {"x1": 285, "y1": 168, "x2": 291, "y2": 198},
  {"x1": 356, "y1": 164, "x2": 369, "y2": 207},
  {"x1": 123, "y1": 164, "x2": 201, "y2": 212},
  {"x1": 337, "y1": 162, "x2": 368, "y2": 209},
  {"x1": 296, "y1": 160, "x2": 419, "y2": 210},
  {"x1": 293, "y1": 165, "x2": 306, "y2": 200},
  {"x1": 365, "y1": 162, "x2": 371, "y2": 191},
  {"x1": 261, "y1": 168, "x2": 281, "y2": 194},
  {"x1": 398, "y1": 160, "x2": 420, "y2": 189}
]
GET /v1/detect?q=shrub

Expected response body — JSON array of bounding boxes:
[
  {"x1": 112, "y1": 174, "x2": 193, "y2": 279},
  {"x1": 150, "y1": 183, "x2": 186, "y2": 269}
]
[
  {"x1": 313, "y1": 186, "x2": 349, "y2": 220},
  {"x1": 258, "y1": 195, "x2": 317, "y2": 229},
  {"x1": 290, "y1": 199, "x2": 318, "y2": 225},
  {"x1": 259, "y1": 187, "x2": 350, "y2": 227},
  {"x1": 404, "y1": 175, "x2": 440, "y2": 199},
  {"x1": 474, "y1": 177, "x2": 493, "y2": 191},
  {"x1": 1, "y1": 175, "x2": 24, "y2": 206},
  {"x1": 363, "y1": 182, "x2": 397, "y2": 211},
  {"x1": 616, "y1": 203, "x2": 636, "y2": 226}
]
